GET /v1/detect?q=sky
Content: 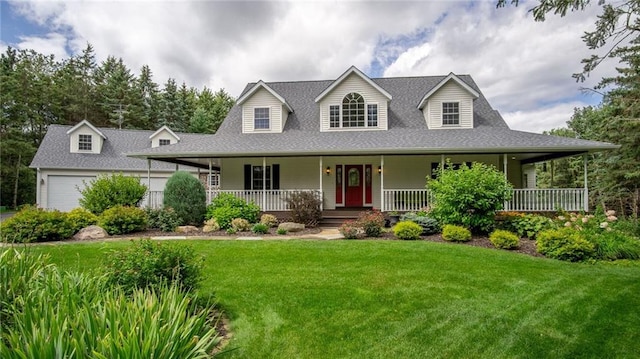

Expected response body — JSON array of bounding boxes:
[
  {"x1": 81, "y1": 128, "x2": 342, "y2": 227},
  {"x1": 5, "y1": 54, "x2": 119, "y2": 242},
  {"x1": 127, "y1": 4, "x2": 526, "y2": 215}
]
[{"x1": 0, "y1": 0, "x2": 618, "y2": 133}]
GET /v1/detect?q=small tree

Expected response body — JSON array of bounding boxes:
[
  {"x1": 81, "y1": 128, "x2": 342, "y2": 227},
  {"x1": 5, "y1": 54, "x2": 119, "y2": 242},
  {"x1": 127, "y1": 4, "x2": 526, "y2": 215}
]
[
  {"x1": 79, "y1": 173, "x2": 147, "y2": 215},
  {"x1": 428, "y1": 162, "x2": 512, "y2": 233},
  {"x1": 163, "y1": 171, "x2": 206, "y2": 226}
]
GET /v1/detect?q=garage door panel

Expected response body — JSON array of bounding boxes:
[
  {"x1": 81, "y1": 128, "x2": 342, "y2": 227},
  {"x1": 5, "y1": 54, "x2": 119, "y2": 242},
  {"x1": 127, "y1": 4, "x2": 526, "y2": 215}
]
[{"x1": 47, "y1": 176, "x2": 95, "y2": 211}]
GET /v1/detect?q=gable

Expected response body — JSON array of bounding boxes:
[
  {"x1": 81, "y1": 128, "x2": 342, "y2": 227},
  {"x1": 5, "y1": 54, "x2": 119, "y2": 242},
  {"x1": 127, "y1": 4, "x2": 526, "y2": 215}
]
[
  {"x1": 150, "y1": 126, "x2": 180, "y2": 147},
  {"x1": 241, "y1": 87, "x2": 289, "y2": 133},
  {"x1": 67, "y1": 122, "x2": 105, "y2": 154},
  {"x1": 422, "y1": 80, "x2": 475, "y2": 129}
]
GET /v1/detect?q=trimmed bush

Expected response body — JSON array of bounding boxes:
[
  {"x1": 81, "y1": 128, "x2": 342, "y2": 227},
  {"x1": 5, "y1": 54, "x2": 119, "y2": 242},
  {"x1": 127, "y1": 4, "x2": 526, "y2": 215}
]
[
  {"x1": 98, "y1": 205, "x2": 147, "y2": 235},
  {"x1": 340, "y1": 220, "x2": 363, "y2": 239},
  {"x1": 252, "y1": 223, "x2": 269, "y2": 234},
  {"x1": 358, "y1": 210, "x2": 385, "y2": 237},
  {"x1": 206, "y1": 193, "x2": 260, "y2": 229},
  {"x1": 260, "y1": 214, "x2": 279, "y2": 227},
  {"x1": 79, "y1": 173, "x2": 147, "y2": 215},
  {"x1": 0, "y1": 206, "x2": 73, "y2": 243},
  {"x1": 163, "y1": 171, "x2": 207, "y2": 226},
  {"x1": 536, "y1": 228, "x2": 595, "y2": 262},
  {"x1": 145, "y1": 207, "x2": 181, "y2": 232},
  {"x1": 489, "y1": 229, "x2": 520, "y2": 249},
  {"x1": 428, "y1": 162, "x2": 512, "y2": 233},
  {"x1": 231, "y1": 218, "x2": 251, "y2": 232},
  {"x1": 67, "y1": 207, "x2": 98, "y2": 233},
  {"x1": 285, "y1": 191, "x2": 322, "y2": 227},
  {"x1": 400, "y1": 212, "x2": 440, "y2": 235},
  {"x1": 442, "y1": 224, "x2": 472, "y2": 242},
  {"x1": 393, "y1": 221, "x2": 423, "y2": 240},
  {"x1": 104, "y1": 239, "x2": 203, "y2": 293}
]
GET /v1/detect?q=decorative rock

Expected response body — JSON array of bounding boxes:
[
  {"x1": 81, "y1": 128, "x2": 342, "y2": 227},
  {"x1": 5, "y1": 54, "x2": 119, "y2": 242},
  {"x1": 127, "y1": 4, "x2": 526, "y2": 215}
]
[
  {"x1": 176, "y1": 225, "x2": 199, "y2": 233},
  {"x1": 73, "y1": 225, "x2": 108, "y2": 240},
  {"x1": 278, "y1": 222, "x2": 305, "y2": 233}
]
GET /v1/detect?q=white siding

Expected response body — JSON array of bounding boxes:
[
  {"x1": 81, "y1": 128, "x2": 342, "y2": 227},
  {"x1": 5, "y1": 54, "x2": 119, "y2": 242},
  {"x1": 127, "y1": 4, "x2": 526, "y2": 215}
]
[
  {"x1": 423, "y1": 81, "x2": 474, "y2": 129},
  {"x1": 318, "y1": 73, "x2": 389, "y2": 132},
  {"x1": 150, "y1": 128, "x2": 179, "y2": 147},
  {"x1": 242, "y1": 88, "x2": 286, "y2": 133},
  {"x1": 69, "y1": 123, "x2": 104, "y2": 154}
]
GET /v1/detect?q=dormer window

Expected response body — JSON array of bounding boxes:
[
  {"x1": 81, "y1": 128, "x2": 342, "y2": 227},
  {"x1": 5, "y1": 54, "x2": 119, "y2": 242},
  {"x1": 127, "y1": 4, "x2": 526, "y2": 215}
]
[
  {"x1": 442, "y1": 102, "x2": 460, "y2": 125},
  {"x1": 159, "y1": 139, "x2": 171, "y2": 146},
  {"x1": 78, "y1": 134, "x2": 92, "y2": 151},
  {"x1": 254, "y1": 108, "x2": 270, "y2": 130},
  {"x1": 342, "y1": 93, "x2": 365, "y2": 127},
  {"x1": 367, "y1": 104, "x2": 378, "y2": 127},
  {"x1": 329, "y1": 105, "x2": 340, "y2": 128}
]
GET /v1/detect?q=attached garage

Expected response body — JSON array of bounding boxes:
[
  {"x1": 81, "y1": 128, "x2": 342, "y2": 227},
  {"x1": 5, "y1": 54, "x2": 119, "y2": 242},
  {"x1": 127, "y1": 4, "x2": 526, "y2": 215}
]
[{"x1": 46, "y1": 175, "x2": 95, "y2": 211}]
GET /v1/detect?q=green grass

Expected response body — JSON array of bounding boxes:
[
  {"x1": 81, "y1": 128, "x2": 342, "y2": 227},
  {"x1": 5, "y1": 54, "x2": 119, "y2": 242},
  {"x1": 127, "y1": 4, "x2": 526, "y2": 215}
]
[{"x1": 25, "y1": 239, "x2": 640, "y2": 358}]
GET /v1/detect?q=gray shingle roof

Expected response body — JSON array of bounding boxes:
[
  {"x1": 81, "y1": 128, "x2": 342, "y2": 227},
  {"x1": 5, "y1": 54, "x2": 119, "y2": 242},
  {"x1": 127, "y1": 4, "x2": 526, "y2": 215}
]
[
  {"x1": 30, "y1": 125, "x2": 210, "y2": 170},
  {"x1": 128, "y1": 74, "x2": 617, "y2": 159}
]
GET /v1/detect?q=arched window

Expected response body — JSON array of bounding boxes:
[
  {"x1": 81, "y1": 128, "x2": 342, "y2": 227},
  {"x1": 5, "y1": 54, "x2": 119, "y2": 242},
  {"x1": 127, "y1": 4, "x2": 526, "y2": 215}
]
[{"x1": 342, "y1": 93, "x2": 365, "y2": 127}]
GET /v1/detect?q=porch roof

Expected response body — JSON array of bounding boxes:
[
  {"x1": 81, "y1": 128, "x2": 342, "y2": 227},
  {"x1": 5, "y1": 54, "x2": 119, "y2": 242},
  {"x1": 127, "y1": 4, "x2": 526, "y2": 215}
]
[{"x1": 128, "y1": 75, "x2": 618, "y2": 166}]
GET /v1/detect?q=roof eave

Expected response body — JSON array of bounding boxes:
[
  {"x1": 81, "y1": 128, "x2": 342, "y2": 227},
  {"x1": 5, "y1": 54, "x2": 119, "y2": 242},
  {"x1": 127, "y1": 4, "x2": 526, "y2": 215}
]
[
  {"x1": 417, "y1": 73, "x2": 480, "y2": 110},
  {"x1": 314, "y1": 65, "x2": 392, "y2": 103},
  {"x1": 66, "y1": 120, "x2": 107, "y2": 139},
  {"x1": 237, "y1": 80, "x2": 294, "y2": 113}
]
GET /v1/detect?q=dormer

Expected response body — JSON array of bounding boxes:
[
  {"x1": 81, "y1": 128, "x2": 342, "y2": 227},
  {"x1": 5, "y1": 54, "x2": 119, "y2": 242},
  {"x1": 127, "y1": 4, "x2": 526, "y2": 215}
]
[
  {"x1": 149, "y1": 126, "x2": 180, "y2": 148},
  {"x1": 316, "y1": 66, "x2": 392, "y2": 132},
  {"x1": 417, "y1": 73, "x2": 479, "y2": 129},
  {"x1": 66, "y1": 120, "x2": 106, "y2": 154},
  {"x1": 237, "y1": 81, "x2": 292, "y2": 134}
]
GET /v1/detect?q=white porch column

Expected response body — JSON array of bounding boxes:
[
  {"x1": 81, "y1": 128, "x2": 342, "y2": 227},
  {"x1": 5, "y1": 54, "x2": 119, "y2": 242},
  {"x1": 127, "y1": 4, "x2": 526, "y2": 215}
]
[
  {"x1": 503, "y1": 154, "x2": 508, "y2": 179},
  {"x1": 583, "y1": 154, "x2": 589, "y2": 212},
  {"x1": 147, "y1": 159, "x2": 151, "y2": 207},
  {"x1": 262, "y1": 157, "x2": 267, "y2": 210},
  {"x1": 440, "y1": 154, "x2": 445, "y2": 169},
  {"x1": 36, "y1": 168, "x2": 41, "y2": 207},
  {"x1": 208, "y1": 159, "x2": 213, "y2": 204},
  {"x1": 380, "y1": 155, "x2": 385, "y2": 211},
  {"x1": 319, "y1": 156, "x2": 323, "y2": 211}
]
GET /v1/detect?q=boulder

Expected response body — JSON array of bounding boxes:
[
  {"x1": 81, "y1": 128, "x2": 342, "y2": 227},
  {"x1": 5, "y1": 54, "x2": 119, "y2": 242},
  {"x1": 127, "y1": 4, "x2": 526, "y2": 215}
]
[
  {"x1": 73, "y1": 225, "x2": 108, "y2": 240},
  {"x1": 278, "y1": 222, "x2": 305, "y2": 233},
  {"x1": 176, "y1": 225, "x2": 199, "y2": 233}
]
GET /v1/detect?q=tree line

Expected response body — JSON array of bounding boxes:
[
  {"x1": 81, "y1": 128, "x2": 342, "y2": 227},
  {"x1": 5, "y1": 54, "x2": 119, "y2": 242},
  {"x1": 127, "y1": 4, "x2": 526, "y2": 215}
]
[{"x1": 0, "y1": 43, "x2": 235, "y2": 208}]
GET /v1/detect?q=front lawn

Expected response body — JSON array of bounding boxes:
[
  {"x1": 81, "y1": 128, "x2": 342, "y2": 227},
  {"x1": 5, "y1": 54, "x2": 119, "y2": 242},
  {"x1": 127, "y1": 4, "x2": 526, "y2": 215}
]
[{"x1": 30, "y1": 239, "x2": 640, "y2": 358}]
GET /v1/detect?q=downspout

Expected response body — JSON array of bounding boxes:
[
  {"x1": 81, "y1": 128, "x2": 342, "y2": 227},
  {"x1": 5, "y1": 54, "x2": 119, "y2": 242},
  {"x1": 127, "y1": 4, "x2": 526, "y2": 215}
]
[{"x1": 208, "y1": 159, "x2": 213, "y2": 204}]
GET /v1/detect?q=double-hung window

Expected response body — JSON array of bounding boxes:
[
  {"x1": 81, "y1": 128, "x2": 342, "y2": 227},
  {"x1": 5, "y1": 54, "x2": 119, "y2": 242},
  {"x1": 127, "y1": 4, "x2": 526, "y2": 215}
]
[
  {"x1": 78, "y1": 134, "x2": 92, "y2": 151},
  {"x1": 329, "y1": 105, "x2": 340, "y2": 128},
  {"x1": 367, "y1": 104, "x2": 378, "y2": 127},
  {"x1": 159, "y1": 139, "x2": 171, "y2": 146},
  {"x1": 442, "y1": 102, "x2": 460, "y2": 125},
  {"x1": 254, "y1": 107, "x2": 270, "y2": 130}
]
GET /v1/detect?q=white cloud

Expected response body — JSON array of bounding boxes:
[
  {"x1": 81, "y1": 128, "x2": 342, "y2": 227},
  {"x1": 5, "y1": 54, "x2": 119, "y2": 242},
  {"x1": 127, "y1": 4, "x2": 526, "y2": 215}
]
[
  {"x1": 15, "y1": 32, "x2": 68, "y2": 59},
  {"x1": 503, "y1": 101, "x2": 587, "y2": 133}
]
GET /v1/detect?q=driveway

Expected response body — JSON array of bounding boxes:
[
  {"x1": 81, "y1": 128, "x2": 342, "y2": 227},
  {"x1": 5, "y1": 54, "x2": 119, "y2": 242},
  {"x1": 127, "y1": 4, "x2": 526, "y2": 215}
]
[{"x1": 0, "y1": 211, "x2": 15, "y2": 222}]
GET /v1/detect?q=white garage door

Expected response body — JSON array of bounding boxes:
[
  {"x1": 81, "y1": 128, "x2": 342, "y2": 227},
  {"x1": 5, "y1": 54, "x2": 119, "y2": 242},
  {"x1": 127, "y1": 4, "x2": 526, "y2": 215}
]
[{"x1": 47, "y1": 176, "x2": 95, "y2": 211}]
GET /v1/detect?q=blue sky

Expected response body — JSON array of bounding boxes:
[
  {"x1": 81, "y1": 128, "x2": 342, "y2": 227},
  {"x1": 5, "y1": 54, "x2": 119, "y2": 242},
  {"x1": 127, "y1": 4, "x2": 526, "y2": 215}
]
[{"x1": 0, "y1": 0, "x2": 612, "y2": 133}]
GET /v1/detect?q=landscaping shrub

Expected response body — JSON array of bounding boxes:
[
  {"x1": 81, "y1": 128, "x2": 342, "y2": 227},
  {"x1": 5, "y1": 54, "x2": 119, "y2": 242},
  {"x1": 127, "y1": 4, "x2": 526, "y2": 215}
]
[
  {"x1": 252, "y1": 223, "x2": 269, "y2": 234},
  {"x1": 98, "y1": 205, "x2": 147, "y2": 235},
  {"x1": 104, "y1": 239, "x2": 203, "y2": 293},
  {"x1": 260, "y1": 213, "x2": 279, "y2": 227},
  {"x1": 276, "y1": 228, "x2": 288, "y2": 235},
  {"x1": 1, "y1": 249, "x2": 218, "y2": 358},
  {"x1": 393, "y1": 221, "x2": 423, "y2": 240},
  {"x1": 489, "y1": 229, "x2": 520, "y2": 249},
  {"x1": 67, "y1": 207, "x2": 98, "y2": 233},
  {"x1": 0, "y1": 205, "x2": 73, "y2": 243},
  {"x1": 510, "y1": 214, "x2": 554, "y2": 239},
  {"x1": 79, "y1": 173, "x2": 147, "y2": 215},
  {"x1": 163, "y1": 171, "x2": 207, "y2": 226},
  {"x1": 231, "y1": 218, "x2": 251, "y2": 232},
  {"x1": 145, "y1": 207, "x2": 181, "y2": 232},
  {"x1": 400, "y1": 212, "x2": 440, "y2": 235},
  {"x1": 428, "y1": 162, "x2": 512, "y2": 233},
  {"x1": 584, "y1": 230, "x2": 640, "y2": 260},
  {"x1": 285, "y1": 191, "x2": 322, "y2": 227},
  {"x1": 206, "y1": 193, "x2": 260, "y2": 229},
  {"x1": 357, "y1": 210, "x2": 385, "y2": 237},
  {"x1": 442, "y1": 224, "x2": 472, "y2": 242},
  {"x1": 536, "y1": 228, "x2": 595, "y2": 262},
  {"x1": 203, "y1": 218, "x2": 220, "y2": 232},
  {"x1": 339, "y1": 220, "x2": 363, "y2": 239}
]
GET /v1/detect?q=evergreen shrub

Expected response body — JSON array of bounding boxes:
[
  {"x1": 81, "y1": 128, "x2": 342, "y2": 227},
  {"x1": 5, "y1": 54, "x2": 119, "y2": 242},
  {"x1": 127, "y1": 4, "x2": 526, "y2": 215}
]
[
  {"x1": 98, "y1": 205, "x2": 147, "y2": 235},
  {"x1": 489, "y1": 229, "x2": 520, "y2": 249},
  {"x1": 163, "y1": 171, "x2": 207, "y2": 226},
  {"x1": 536, "y1": 228, "x2": 595, "y2": 262},
  {"x1": 145, "y1": 207, "x2": 181, "y2": 232},
  {"x1": 393, "y1": 221, "x2": 423, "y2": 240},
  {"x1": 79, "y1": 173, "x2": 147, "y2": 215},
  {"x1": 442, "y1": 224, "x2": 472, "y2": 242},
  {"x1": 0, "y1": 206, "x2": 73, "y2": 243},
  {"x1": 67, "y1": 207, "x2": 98, "y2": 233},
  {"x1": 400, "y1": 212, "x2": 440, "y2": 235}
]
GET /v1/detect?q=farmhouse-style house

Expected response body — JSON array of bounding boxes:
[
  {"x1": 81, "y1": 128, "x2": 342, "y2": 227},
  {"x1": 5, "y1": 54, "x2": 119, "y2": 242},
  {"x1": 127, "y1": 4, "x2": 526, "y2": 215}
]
[{"x1": 32, "y1": 66, "x2": 617, "y2": 213}]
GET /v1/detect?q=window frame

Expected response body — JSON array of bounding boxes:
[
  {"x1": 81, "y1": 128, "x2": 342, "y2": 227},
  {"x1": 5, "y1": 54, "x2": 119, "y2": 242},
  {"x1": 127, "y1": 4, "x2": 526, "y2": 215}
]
[
  {"x1": 254, "y1": 107, "x2": 270, "y2": 130},
  {"x1": 78, "y1": 134, "x2": 92, "y2": 151},
  {"x1": 252, "y1": 165, "x2": 272, "y2": 190},
  {"x1": 442, "y1": 102, "x2": 460, "y2": 126},
  {"x1": 208, "y1": 172, "x2": 220, "y2": 188},
  {"x1": 367, "y1": 103, "x2": 378, "y2": 127},
  {"x1": 329, "y1": 105, "x2": 340, "y2": 128},
  {"x1": 330, "y1": 93, "x2": 379, "y2": 129},
  {"x1": 159, "y1": 139, "x2": 171, "y2": 146}
]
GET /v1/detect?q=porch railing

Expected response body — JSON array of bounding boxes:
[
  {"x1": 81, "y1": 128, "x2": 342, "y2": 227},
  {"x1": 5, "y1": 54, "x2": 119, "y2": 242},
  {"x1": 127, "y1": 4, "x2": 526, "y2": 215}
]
[
  {"x1": 210, "y1": 189, "x2": 322, "y2": 211},
  {"x1": 383, "y1": 188, "x2": 586, "y2": 213},
  {"x1": 143, "y1": 191, "x2": 164, "y2": 209},
  {"x1": 504, "y1": 188, "x2": 586, "y2": 212}
]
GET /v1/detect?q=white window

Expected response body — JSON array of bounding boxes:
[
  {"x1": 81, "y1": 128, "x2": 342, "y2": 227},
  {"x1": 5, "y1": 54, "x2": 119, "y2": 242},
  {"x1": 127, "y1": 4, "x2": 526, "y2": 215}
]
[
  {"x1": 254, "y1": 107, "x2": 270, "y2": 129},
  {"x1": 329, "y1": 105, "x2": 340, "y2": 128},
  {"x1": 78, "y1": 134, "x2": 92, "y2": 151},
  {"x1": 342, "y1": 93, "x2": 365, "y2": 127},
  {"x1": 208, "y1": 173, "x2": 220, "y2": 188},
  {"x1": 252, "y1": 165, "x2": 271, "y2": 190},
  {"x1": 159, "y1": 139, "x2": 171, "y2": 146},
  {"x1": 367, "y1": 104, "x2": 378, "y2": 127},
  {"x1": 442, "y1": 102, "x2": 460, "y2": 125}
]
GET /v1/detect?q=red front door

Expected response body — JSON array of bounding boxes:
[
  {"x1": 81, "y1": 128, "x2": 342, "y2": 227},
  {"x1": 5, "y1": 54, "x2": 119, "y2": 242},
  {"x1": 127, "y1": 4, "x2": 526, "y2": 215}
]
[{"x1": 345, "y1": 165, "x2": 363, "y2": 207}]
